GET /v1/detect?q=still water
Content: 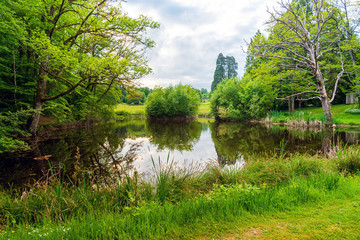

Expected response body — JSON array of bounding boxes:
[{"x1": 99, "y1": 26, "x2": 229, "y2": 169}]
[{"x1": 1, "y1": 119, "x2": 359, "y2": 187}]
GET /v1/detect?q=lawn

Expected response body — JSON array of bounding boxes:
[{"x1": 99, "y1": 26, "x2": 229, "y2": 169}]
[
  {"x1": 301, "y1": 104, "x2": 360, "y2": 125},
  {"x1": 268, "y1": 104, "x2": 360, "y2": 126},
  {"x1": 197, "y1": 194, "x2": 360, "y2": 240}
]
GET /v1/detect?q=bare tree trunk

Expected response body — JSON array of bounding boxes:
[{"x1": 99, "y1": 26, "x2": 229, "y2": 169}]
[
  {"x1": 320, "y1": 96, "x2": 333, "y2": 124},
  {"x1": 321, "y1": 127, "x2": 336, "y2": 158}
]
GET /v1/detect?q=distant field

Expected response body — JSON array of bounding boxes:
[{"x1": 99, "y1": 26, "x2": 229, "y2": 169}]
[
  {"x1": 115, "y1": 101, "x2": 212, "y2": 117},
  {"x1": 114, "y1": 104, "x2": 145, "y2": 116},
  {"x1": 198, "y1": 100, "x2": 211, "y2": 115}
]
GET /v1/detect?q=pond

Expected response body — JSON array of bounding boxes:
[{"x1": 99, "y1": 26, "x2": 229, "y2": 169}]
[{"x1": 1, "y1": 119, "x2": 359, "y2": 188}]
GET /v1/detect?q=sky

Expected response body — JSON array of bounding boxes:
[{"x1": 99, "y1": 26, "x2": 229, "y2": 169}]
[{"x1": 123, "y1": 0, "x2": 279, "y2": 90}]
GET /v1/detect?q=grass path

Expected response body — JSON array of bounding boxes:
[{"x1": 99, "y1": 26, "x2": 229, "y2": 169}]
[{"x1": 195, "y1": 195, "x2": 360, "y2": 240}]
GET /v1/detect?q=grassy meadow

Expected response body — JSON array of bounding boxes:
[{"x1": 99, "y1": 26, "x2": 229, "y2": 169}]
[
  {"x1": 268, "y1": 104, "x2": 360, "y2": 126},
  {"x1": 1, "y1": 146, "x2": 360, "y2": 239}
]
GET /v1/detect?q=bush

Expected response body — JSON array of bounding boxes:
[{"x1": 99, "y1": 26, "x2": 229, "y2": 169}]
[
  {"x1": 345, "y1": 108, "x2": 360, "y2": 114},
  {"x1": 145, "y1": 85, "x2": 201, "y2": 117}
]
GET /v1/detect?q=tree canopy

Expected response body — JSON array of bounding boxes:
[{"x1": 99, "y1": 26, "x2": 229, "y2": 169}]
[{"x1": 0, "y1": 0, "x2": 159, "y2": 134}]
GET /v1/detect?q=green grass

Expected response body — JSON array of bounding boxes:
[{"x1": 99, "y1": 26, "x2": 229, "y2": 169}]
[
  {"x1": 2, "y1": 174, "x2": 360, "y2": 239},
  {"x1": 197, "y1": 100, "x2": 211, "y2": 116},
  {"x1": 197, "y1": 192, "x2": 360, "y2": 239},
  {"x1": 268, "y1": 104, "x2": 360, "y2": 125},
  {"x1": 1, "y1": 146, "x2": 360, "y2": 239},
  {"x1": 301, "y1": 104, "x2": 360, "y2": 125},
  {"x1": 114, "y1": 103, "x2": 145, "y2": 117}
]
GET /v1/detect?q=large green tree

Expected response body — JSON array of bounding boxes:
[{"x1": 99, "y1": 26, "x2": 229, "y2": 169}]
[
  {"x1": 251, "y1": 0, "x2": 359, "y2": 124},
  {"x1": 1, "y1": 0, "x2": 159, "y2": 134}
]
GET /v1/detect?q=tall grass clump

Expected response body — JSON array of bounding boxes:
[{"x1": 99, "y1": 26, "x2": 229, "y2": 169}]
[
  {"x1": 148, "y1": 154, "x2": 202, "y2": 203},
  {"x1": 336, "y1": 145, "x2": 360, "y2": 175},
  {"x1": 267, "y1": 110, "x2": 325, "y2": 124}
]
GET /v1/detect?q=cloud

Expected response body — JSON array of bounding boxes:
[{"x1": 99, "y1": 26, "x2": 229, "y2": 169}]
[{"x1": 123, "y1": 0, "x2": 279, "y2": 90}]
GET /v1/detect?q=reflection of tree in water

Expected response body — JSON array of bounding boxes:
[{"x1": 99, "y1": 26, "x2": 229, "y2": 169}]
[
  {"x1": 210, "y1": 122, "x2": 277, "y2": 166},
  {"x1": 0, "y1": 121, "x2": 144, "y2": 188},
  {"x1": 39, "y1": 121, "x2": 145, "y2": 183},
  {"x1": 210, "y1": 122, "x2": 333, "y2": 166},
  {"x1": 145, "y1": 120, "x2": 202, "y2": 151}
]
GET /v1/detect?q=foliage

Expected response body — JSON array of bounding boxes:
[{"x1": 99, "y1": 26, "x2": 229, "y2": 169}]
[
  {"x1": 0, "y1": 0, "x2": 159, "y2": 134},
  {"x1": 145, "y1": 85, "x2": 201, "y2": 117},
  {"x1": 0, "y1": 110, "x2": 31, "y2": 153},
  {"x1": 122, "y1": 87, "x2": 152, "y2": 105},
  {"x1": 248, "y1": 0, "x2": 360, "y2": 123},
  {"x1": 210, "y1": 77, "x2": 274, "y2": 120},
  {"x1": 211, "y1": 53, "x2": 238, "y2": 91}
]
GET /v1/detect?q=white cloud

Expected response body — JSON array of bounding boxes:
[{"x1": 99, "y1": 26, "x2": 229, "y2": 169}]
[{"x1": 123, "y1": 0, "x2": 279, "y2": 90}]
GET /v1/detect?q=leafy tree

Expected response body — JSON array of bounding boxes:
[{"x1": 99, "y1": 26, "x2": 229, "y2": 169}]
[
  {"x1": 1, "y1": 0, "x2": 159, "y2": 134},
  {"x1": 145, "y1": 85, "x2": 201, "y2": 117},
  {"x1": 210, "y1": 77, "x2": 274, "y2": 120},
  {"x1": 250, "y1": 0, "x2": 359, "y2": 124}
]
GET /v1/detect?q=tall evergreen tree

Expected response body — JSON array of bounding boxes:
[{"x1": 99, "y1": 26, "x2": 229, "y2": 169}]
[{"x1": 211, "y1": 53, "x2": 238, "y2": 91}]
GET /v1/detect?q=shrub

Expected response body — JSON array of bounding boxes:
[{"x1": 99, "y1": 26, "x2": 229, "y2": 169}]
[
  {"x1": 145, "y1": 84, "x2": 201, "y2": 117},
  {"x1": 345, "y1": 108, "x2": 360, "y2": 114}
]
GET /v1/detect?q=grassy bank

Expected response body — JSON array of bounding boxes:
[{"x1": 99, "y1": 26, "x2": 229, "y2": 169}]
[
  {"x1": 268, "y1": 104, "x2": 360, "y2": 126},
  {"x1": 1, "y1": 146, "x2": 360, "y2": 239}
]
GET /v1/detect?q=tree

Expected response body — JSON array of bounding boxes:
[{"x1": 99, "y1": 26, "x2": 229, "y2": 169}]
[
  {"x1": 251, "y1": 0, "x2": 357, "y2": 124},
  {"x1": 211, "y1": 53, "x2": 238, "y2": 91},
  {"x1": 210, "y1": 77, "x2": 274, "y2": 120},
  {"x1": 2, "y1": 0, "x2": 159, "y2": 134}
]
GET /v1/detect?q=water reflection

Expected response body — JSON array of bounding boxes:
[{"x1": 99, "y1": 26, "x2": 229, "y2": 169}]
[
  {"x1": 146, "y1": 120, "x2": 202, "y2": 151},
  {"x1": 0, "y1": 119, "x2": 359, "y2": 188}
]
